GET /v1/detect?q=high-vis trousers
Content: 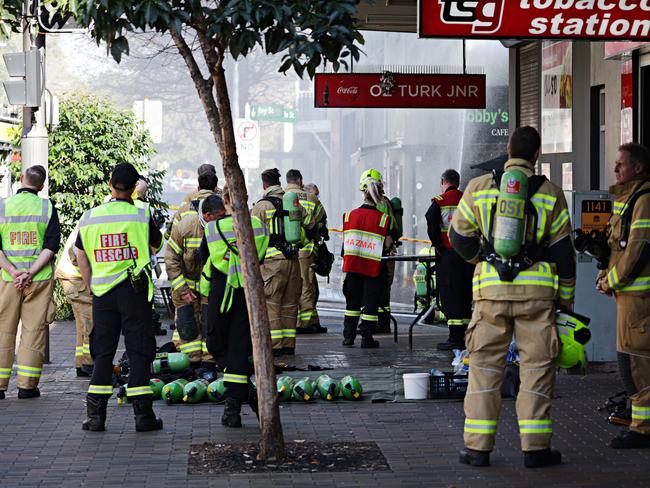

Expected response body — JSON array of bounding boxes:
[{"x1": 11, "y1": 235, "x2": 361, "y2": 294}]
[
  {"x1": 0, "y1": 279, "x2": 54, "y2": 390},
  {"x1": 171, "y1": 289, "x2": 212, "y2": 363},
  {"x1": 206, "y1": 275, "x2": 253, "y2": 401},
  {"x1": 297, "y1": 254, "x2": 320, "y2": 329},
  {"x1": 437, "y1": 248, "x2": 474, "y2": 342},
  {"x1": 615, "y1": 294, "x2": 650, "y2": 435},
  {"x1": 378, "y1": 261, "x2": 395, "y2": 331},
  {"x1": 87, "y1": 280, "x2": 156, "y2": 401},
  {"x1": 59, "y1": 277, "x2": 94, "y2": 368},
  {"x1": 342, "y1": 266, "x2": 387, "y2": 341},
  {"x1": 464, "y1": 299, "x2": 560, "y2": 452},
  {"x1": 261, "y1": 257, "x2": 301, "y2": 350}
]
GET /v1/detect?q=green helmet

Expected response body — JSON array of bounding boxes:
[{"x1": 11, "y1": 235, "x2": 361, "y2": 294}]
[
  {"x1": 359, "y1": 169, "x2": 383, "y2": 192},
  {"x1": 341, "y1": 375, "x2": 363, "y2": 400},
  {"x1": 317, "y1": 375, "x2": 340, "y2": 401},
  {"x1": 277, "y1": 377, "x2": 293, "y2": 402},
  {"x1": 292, "y1": 377, "x2": 314, "y2": 401},
  {"x1": 206, "y1": 378, "x2": 227, "y2": 402},
  {"x1": 556, "y1": 311, "x2": 592, "y2": 369}
]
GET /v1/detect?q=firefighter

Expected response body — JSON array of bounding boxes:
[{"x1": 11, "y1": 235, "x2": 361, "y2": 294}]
[
  {"x1": 285, "y1": 169, "x2": 327, "y2": 334},
  {"x1": 55, "y1": 223, "x2": 94, "y2": 377},
  {"x1": 165, "y1": 194, "x2": 223, "y2": 368},
  {"x1": 76, "y1": 163, "x2": 163, "y2": 432},
  {"x1": 450, "y1": 127, "x2": 575, "y2": 468},
  {"x1": 251, "y1": 168, "x2": 310, "y2": 356},
  {"x1": 375, "y1": 177, "x2": 400, "y2": 334},
  {"x1": 0, "y1": 165, "x2": 60, "y2": 399},
  {"x1": 341, "y1": 169, "x2": 393, "y2": 348},
  {"x1": 166, "y1": 164, "x2": 220, "y2": 238},
  {"x1": 200, "y1": 189, "x2": 269, "y2": 427},
  {"x1": 425, "y1": 169, "x2": 474, "y2": 350},
  {"x1": 597, "y1": 142, "x2": 650, "y2": 449}
]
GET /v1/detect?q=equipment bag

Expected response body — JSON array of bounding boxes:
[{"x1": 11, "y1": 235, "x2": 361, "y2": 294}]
[{"x1": 313, "y1": 241, "x2": 335, "y2": 278}]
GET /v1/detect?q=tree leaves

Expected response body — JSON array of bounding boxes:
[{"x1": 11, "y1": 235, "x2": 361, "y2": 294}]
[{"x1": 67, "y1": 0, "x2": 364, "y2": 78}]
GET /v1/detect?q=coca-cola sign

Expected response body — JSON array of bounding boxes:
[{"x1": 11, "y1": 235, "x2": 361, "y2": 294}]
[
  {"x1": 420, "y1": 0, "x2": 650, "y2": 40},
  {"x1": 314, "y1": 73, "x2": 486, "y2": 109}
]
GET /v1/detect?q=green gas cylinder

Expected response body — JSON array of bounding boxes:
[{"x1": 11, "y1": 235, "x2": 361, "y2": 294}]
[
  {"x1": 341, "y1": 375, "x2": 363, "y2": 400},
  {"x1": 206, "y1": 378, "x2": 227, "y2": 402},
  {"x1": 161, "y1": 378, "x2": 188, "y2": 404},
  {"x1": 316, "y1": 375, "x2": 340, "y2": 401},
  {"x1": 277, "y1": 377, "x2": 293, "y2": 402},
  {"x1": 390, "y1": 197, "x2": 404, "y2": 239},
  {"x1": 183, "y1": 378, "x2": 209, "y2": 403},
  {"x1": 149, "y1": 378, "x2": 164, "y2": 398},
  {"x1": 292, "y1": 377, "x2": 314, "y2": 401},
  {"x1": 493, "y1": 170, "x2": 528, "y2": 260},
  {"x1": 283, "y1": 191, "x2": 302, "y2": 244},
  {"x1": 151, "y1": 352, "x2": 190, "y2": 374}
]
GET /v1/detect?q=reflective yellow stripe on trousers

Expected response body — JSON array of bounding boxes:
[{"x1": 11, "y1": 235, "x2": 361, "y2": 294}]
[{"x1": 464, "y1": 419, "x2": 497, "y2": 434}]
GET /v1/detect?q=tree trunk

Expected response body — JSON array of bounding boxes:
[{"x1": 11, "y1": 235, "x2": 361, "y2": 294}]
[{"x1": 171, "y1": 30, "x2": 285, "y2": 461}]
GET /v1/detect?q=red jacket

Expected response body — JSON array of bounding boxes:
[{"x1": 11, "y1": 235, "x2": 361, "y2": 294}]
[
  {"x1": 342, "y1": 206, "x2": 390, "y2": 277},
  {"x1": 432, "y1": 188, "x2": 463, "y2": 249}
]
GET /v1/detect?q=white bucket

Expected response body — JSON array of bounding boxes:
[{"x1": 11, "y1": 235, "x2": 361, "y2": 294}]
[{"x1": 403, "y1": 373, "x2": 430, "y2": 400}]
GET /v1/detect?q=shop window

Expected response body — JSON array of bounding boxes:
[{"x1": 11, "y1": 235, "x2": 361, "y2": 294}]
[{"x1": 541, "y1": 41, "x2": 572, "y2": 154}]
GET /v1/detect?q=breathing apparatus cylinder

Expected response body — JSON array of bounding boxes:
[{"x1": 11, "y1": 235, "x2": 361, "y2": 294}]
[
  {"x1": 151, "y1": 352, "x2": 190, "y2": 374},
  {"x1": 390, "y1": 197, "x2": 403, "y2": 238},
  {"x1": 161, "y1": 378, "x2": 188, "y2": 404},
  {"x1": 341, "y1": 375, "x2": 363, "y2": 400},
  {"x1": 316, "y1": 374, "x2": 341, "y2": 401},
  {"x1": 183, "y1": 378, "x2": 209, "y2": 403},
  {"x1": 277, "y1": 376, "x2": 293, "y2": 402},
  {"x1": 116, "y1": 385, "x2": 129, "y2": 405},
  {"x1": 206, "y1": 378, "x2": 227, "y2": 402},
  {"x1": 292, "y1": 377, "x2": 314, "y2": 401},
  {"x1": 493, "y1": 169, "x2": 528, "y2": 260},
  {"x1": 283, "y1": 191, "x2": 302, "y2": 244},
  {"x1": 149, "y1": 378, "x2": 165, "y2": 398}
]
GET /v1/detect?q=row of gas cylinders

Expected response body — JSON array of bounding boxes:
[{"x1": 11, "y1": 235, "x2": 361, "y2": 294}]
[{"x1": 116, "y1": 374, "x2": 363, "y2": 405}]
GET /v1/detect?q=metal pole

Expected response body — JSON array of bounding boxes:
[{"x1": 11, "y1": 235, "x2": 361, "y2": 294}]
[{"x1": 462, "y1": 40, "x2": 467, "y2": 74}]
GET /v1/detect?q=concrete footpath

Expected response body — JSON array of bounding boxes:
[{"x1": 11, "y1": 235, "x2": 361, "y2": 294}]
[{"x1": 0, "y1": 311, "x2": 647, "y2": 487}]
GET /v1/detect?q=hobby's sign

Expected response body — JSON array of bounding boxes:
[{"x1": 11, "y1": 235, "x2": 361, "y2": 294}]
[
  {"x1": 314, "y1": 73, "x2": 486, "y2": 109},
  {"x1": 419, "y1": 0, "x2": 650, "y2": 40}
]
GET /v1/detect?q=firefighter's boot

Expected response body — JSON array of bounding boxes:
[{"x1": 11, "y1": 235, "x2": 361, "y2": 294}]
[
  {"x1": 523, "y1": 448, "x2": 562, "y2": 468},
  {"x1": 82, "y1": 396, "x2": 108, "y2": 432},
  {"x1": 360, "y1": 336, "x2": 379, "y2": 349},
  {"x1": 133, "y1": 398, "x2": 163, "y2": 432},
  {"x1": 610, "y1": 431, "x2": 650, "y2": 449},
  {"x1": 221, "y1": 397, "x2": 243, "y2": 428},
  {"x1": 458, "y1": 448, "x2": 490, "y2": 467}
]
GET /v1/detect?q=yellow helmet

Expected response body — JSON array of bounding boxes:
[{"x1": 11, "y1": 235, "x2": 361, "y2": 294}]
[
  {"x1": 359, "y1": 169, "x2": 383, "y2": 192},
  {"x1": 555, "y1": 311, "x2": 591, "y2": 369}
]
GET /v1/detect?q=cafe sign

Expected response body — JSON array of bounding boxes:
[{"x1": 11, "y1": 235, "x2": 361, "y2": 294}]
[
  {"x1": 419, "y1": 0, "x2": 650, "y2": 41},
  {"x1": 314, "y1": 73, "x2": 486, "y2": 109}
]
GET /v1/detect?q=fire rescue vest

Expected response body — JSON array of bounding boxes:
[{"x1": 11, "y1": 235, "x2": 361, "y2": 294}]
[
  {"x1": 0, "y1": 191, "x2": 53, "y2": 282},
  {"x1": 342, "y1": 207, "x2": 390, "y2": 277},
  {"x1": 433, "y1": 188, "x2": 463, "y2": 249},
  {"x1": 78, "y1": 200, "x2": 152, "y2": 298},
  {"x1": 202, "y1": 215, "x2": 269, "y2": 311}
]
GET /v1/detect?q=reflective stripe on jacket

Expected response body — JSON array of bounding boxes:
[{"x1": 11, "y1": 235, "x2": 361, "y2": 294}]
[{"x1": 0, "y1": 192, "x2": 52, "y2": 282}]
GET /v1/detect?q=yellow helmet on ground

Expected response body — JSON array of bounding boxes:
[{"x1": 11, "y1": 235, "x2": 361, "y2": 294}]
[
  {"x1": 555, "y1": 311, "x2": 592, "y2": 369},
  {"x1": 359, "y1": 169, "x2": 383, "y2": 192}
]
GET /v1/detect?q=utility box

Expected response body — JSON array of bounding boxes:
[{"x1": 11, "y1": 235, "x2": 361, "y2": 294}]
[
  {"x1": 572, "y1": 191, "x2": 617, "y2": 362},
  {"x1": 2, "y1": 49, "x2": 43, "y2": 108}
]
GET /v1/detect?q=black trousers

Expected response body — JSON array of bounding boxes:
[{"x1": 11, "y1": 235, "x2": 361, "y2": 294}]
[
  {"x1": 89, "y1": 280, "x2": 156, "y2": 399},
  {"x1": 205, "y1": 272, "x2": 253, "y2": 401},
  {"x1": 342, "y1": 266, "x2": 387, "y2": 340},
  {"x1": 437, "y1": 248, "x2": 474, "y2": 340},
  {"x1": 378, "y1": 261, "x2": 395, "y2": 330}
]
